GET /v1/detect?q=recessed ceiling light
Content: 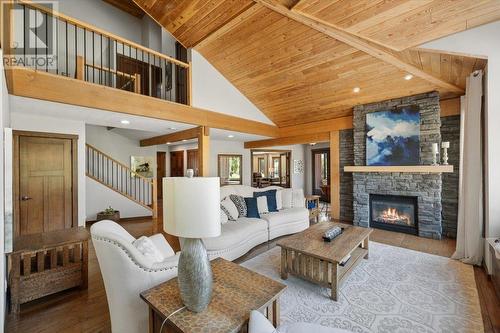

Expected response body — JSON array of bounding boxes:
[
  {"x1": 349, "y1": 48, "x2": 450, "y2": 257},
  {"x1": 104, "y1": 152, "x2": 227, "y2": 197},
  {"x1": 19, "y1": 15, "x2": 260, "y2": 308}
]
[
  {"x1": 120, "y1": 120, "x2": 130, "y2": 125},
  {"x1": 182, "y1": 139, "x2": 187, "y2": 142},
  {"x1": 404, "y1": 74, "x2": 413, "y2": 80},
  {"x1": 228, "y1": 135, "x2": 235, "y2": 138},
  {"x1": 167, "y1": 142, "x2": 171, "y2": 145},
  {"x1": 310, "y1": 142, "x2": 317, "y2": 146},
  {"x1": 353, "y1": 87, "x2": 360, "y2": 93}
]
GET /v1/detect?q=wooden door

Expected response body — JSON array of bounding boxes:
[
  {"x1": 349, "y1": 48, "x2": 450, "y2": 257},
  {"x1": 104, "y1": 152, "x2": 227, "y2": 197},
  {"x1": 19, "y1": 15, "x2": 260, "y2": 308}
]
[
  {"x1": 187, "y1": 149, "x2": 199, "y2": 176},
  {"x1": 15, "y1": 133, "x2": 77, "y2": 237},
  {"x1": 156, "y1": 151, "x2": 166, "y2": 200},
  {"x1": 170, "y1": 151, "x2": 184, "y2": 177},
  {"x1": 312, "y1": 148, "x2": 330, "y2": 201}
]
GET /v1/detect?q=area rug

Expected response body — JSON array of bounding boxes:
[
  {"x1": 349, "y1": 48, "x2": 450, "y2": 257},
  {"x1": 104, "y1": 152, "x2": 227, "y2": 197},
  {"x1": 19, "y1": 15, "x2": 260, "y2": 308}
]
[{"x1": 241, "y1": 242, "x2": 483, "y2": 333}]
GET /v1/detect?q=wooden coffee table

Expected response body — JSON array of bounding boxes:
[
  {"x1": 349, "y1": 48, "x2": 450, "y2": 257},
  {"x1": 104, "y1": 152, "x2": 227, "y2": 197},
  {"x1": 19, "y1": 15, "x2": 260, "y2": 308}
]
[
  {"x1": 277, "y1": 222, "x2": 372, "y2": 301},
  {"x1": 141, "y1": 258, "x2": 286, "y2": 333}
]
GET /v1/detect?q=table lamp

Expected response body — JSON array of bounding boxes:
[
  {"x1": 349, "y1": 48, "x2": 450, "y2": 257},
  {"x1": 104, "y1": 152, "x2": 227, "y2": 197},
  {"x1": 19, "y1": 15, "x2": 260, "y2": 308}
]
[{"x1": 163, "y1": 177, "x2": 221, "y2": 312}]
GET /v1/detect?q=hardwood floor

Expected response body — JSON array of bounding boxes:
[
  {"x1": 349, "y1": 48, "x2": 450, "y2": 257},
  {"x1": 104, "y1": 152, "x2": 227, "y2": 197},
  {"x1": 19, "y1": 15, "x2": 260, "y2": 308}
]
[{"x1": 5, "y1": 219, "x2": 500, "y2": 333}]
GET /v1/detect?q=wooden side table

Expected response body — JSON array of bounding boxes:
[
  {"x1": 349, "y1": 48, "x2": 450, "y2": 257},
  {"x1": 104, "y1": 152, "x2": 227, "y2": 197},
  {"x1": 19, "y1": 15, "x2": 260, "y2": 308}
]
[
  {"x1": 305, "y1": 195, "x2": 321, "y2": 223},
  {"x1": 141, "y1": 258, "x2": 286, "y2": 333},
  {"x1": 7, "y1": 227, "x2": 89, "y2": 313}
]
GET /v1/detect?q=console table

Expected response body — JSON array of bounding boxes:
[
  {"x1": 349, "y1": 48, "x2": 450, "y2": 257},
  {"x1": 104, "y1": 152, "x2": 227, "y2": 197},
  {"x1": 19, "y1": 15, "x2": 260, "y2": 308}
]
[
  {"x1": 141, "y1": 258, "x2": 286, "y2": 333},
  {"x1": 7, "y1": 227, "x2": 89, "y2": 313}
]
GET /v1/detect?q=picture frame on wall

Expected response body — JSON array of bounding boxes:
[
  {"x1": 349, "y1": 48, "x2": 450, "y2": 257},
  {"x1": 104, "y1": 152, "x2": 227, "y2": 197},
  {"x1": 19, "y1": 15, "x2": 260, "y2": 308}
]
[{"x1": 131, "y1": 156, "x2": 154, "y2": 178}]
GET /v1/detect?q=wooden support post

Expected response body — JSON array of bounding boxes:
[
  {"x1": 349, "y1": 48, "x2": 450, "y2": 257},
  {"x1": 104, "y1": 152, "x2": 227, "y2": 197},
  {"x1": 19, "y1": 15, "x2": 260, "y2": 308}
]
[
  {"x1": 76, "y1": 56, "x2": 85, "y2": 80},
  {"x1": 198, "y1": 126, "x2": 210, "y2": 176},
  {"x1": 330, "y1": 131, "x2": 340, "y2": 220},
  {"x1": 134, "y1": 73, "x2": 141, "y2": 94},
  {"x1": 187, "y1": 61, "x2": 192, "y2": 106}
]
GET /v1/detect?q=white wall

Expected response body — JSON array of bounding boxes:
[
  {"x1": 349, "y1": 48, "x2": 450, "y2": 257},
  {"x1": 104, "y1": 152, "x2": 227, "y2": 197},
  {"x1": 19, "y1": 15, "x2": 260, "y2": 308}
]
[
  {"x1": 191, "y1": 50, "x2": 274, "y2": 125},
  {"x1": 422, "y1": 21, "x2": 500, "y2": 272},
  {"x1": 0, "y1": 48, "x2": 11, "y2": 333},
  {"x1": 10, "y1": 113, "x2": 86, "y2": 227}
]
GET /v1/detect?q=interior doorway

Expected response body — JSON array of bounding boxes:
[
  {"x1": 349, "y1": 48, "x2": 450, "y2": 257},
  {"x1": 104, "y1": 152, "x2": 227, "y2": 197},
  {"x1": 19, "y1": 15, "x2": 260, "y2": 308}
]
[
  {"x1": 156, "y1": 151, "x2": 166, "y2": 200},
  {"x1": 251, "y1": 150, "x2": 291, "y2": 188},
  {"x1": 186, "y1": 149, "x2": 199, "y2": 176},
  {"x1": 13, "y1": 131, "x2": 78, "y2": 238},
  {"x1": 312, "y1": 148, "x2": 330, "y2": 202},
  {"x1": 170, "y1": 151, "x2": 184, "y2": 177}
]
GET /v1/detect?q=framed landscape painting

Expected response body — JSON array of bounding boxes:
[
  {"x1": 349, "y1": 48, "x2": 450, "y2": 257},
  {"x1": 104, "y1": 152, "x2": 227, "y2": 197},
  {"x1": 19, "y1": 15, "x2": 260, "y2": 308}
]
[
  {"x1": 131, "y1": 156, "x2": 154, "y2": 178},
  {"x1": 366, "y1": 107, "x2": 420, "y2": 166}
]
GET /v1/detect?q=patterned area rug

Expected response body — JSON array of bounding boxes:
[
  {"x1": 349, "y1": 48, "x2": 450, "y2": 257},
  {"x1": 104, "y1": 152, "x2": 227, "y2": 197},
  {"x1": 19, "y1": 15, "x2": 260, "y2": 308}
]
[{"x1": 241, "y1": 242, "x2": 483, "y2": 333}]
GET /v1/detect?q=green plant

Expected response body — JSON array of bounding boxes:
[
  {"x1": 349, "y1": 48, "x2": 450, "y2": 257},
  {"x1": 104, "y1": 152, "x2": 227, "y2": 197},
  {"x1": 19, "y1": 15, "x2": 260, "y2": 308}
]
[{"x1": 103, "y1": 206, "x2": 116, "y2": 215}]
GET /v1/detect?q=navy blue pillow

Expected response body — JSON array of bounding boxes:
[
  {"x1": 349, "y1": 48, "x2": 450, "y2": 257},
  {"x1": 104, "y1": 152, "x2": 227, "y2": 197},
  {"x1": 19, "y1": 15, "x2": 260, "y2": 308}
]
[
  {"x1": 254, "y1": 190, "x2": 278, "y2": 212},
  {"x1": 244, "y1": 197, "x2": 260, "y2": 218}
]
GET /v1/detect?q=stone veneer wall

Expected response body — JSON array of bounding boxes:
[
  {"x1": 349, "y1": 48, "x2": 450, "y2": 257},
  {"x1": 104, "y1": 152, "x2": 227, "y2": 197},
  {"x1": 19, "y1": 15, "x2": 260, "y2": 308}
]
[
  {"x1": 340, "y1": 129, "x2": 354, "y2": 221},
  {"x1": 352, "y1": 92, "x2": 443, "y2": 239},
  {"x1": 441, "y1": 115, "x2": 460, "y2": 238}
]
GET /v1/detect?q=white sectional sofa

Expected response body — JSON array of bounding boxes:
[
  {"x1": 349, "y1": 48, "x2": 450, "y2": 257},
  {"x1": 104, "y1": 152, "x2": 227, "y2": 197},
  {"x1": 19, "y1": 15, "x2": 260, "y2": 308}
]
[{"x1": 203, "y1": 185, "x2": 309, "y2": 261}]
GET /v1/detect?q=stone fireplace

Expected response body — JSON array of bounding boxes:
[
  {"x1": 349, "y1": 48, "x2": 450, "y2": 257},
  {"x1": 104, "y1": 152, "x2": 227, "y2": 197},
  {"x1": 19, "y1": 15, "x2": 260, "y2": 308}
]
[{"x1": 352, "y1": 92, "x2": 443, "y2": 239}]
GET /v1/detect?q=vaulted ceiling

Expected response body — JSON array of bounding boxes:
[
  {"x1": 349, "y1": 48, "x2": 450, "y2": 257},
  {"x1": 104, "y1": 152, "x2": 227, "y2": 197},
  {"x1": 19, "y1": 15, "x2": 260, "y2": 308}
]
[{"x1": 133, "y1": 0, "x2": 496, "y2": 127}]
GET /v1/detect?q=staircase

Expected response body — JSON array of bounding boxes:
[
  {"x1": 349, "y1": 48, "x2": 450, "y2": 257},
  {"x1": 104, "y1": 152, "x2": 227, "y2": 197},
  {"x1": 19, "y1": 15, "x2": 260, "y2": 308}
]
[{"x1": 85, "y1": 144, "x2": 156, "y2": 211}]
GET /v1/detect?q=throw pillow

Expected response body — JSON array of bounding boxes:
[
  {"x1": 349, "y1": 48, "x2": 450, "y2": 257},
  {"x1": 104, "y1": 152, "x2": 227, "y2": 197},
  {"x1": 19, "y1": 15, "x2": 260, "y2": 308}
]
[
  {"x1": 254, "y1": 190, "x2": 278, "y2": 212},
  {"x1": 230, "y1": 194, "x2": 247, "y2": 218},
  {"x1": 220, "y1": 208, "x2": 229, "y2": 224},
  {"x1": 281, "y1": 188, "x2": 293, "y2": 208},
  {"x1": 275, "y1": 190, "x2": 283, "y2": 210},
  {"x1": 221, "y1": 198, "x2": 238, "y2": 221},
  {"x1": 292, "y1": 189, "x2": 305, "y2": 208},
  {"x1": 244, "y1": 197, "x2": 260, "y2": 218},
  {"x1": 257, "y1": 196, "x2": 269, "y2": 214},
  {"x1": 132, "y1": 236, "x2": 164, "y2": 263}
]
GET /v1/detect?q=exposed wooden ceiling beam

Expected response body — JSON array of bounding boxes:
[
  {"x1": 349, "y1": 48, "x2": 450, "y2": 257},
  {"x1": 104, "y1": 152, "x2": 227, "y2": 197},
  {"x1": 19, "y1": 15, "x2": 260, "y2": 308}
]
[
  {"x1": 7, "y1": 67, "x2": 279, "y2": 138},
  {"x1": 140, "y1": 127, "x2": 202, "y2": 147},
  {"x1": 254, "y1": 0, "x2": 464, "y2": 95},
  {"x1": 244, "y1": 132, "x2": 330, "y2": 149}
]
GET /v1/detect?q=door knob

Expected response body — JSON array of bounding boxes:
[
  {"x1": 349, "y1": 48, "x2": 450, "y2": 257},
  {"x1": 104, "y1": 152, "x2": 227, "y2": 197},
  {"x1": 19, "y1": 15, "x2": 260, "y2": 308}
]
[{"x1": 21, "y1": 196, "x2": 32, "y2": 201}]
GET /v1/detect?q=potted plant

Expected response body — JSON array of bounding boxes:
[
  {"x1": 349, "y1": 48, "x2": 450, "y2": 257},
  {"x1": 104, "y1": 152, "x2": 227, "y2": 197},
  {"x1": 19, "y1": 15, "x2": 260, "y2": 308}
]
[{"x1": 96, "y1": 206, "x2": 120, "y2": 222}]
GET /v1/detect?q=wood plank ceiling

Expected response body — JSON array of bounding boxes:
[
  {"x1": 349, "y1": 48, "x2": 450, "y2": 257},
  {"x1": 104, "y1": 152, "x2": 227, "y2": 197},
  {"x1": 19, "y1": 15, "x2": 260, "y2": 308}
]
[{"x1": 133, "y1": 0, "x2": 495, "y2": 127}]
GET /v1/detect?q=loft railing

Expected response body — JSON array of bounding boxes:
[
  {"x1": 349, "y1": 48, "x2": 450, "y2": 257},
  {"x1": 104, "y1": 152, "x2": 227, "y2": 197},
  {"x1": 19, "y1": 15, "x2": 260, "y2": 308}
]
[
  {"x1": 6, "y1": 0, "x2": 190, "y2": 104},
  {"x1": 86, "y1": 144, "x2": 155, "y2": 211}
]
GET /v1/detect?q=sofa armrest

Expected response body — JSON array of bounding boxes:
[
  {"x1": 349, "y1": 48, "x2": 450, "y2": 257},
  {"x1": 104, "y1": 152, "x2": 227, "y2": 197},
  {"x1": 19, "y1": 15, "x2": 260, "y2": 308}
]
[{"x1": 149, "y1": 233, "x2": 175, "y2": 258}]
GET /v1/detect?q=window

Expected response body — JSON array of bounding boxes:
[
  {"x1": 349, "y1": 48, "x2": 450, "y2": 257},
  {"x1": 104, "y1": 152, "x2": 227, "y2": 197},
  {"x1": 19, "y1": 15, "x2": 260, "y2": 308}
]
[{"x1": 218, "y1": 154, "x2": 243, "y2": 186}]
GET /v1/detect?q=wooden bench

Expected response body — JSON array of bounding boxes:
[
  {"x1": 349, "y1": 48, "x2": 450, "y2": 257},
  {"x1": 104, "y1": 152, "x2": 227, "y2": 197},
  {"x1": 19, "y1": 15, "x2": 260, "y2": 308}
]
[{"x1": 7, "y1": 227, "x2": 89, "y2": 313}]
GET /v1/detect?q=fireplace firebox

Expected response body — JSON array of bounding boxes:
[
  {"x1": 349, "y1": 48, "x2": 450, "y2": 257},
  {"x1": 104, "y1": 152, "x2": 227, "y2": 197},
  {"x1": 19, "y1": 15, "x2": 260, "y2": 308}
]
[{"x1": 369, "y1": 194, "x2": 418, "y2": 235}]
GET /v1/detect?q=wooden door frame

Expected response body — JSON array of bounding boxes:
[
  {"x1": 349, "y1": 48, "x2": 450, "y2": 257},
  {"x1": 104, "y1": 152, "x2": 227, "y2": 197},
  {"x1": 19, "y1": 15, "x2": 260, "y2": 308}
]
[
  {"x1": 250, "y1": 149, "x2": 292, "y2": 187},
  {"x1": 156, "y1": 151, "x2": 166, "y2": 200},
  {"x1": 13, "y1": 130, "x2": 79, "y2": 238},
  {"x1": 311, "y1": 147, "x2": 330, "y2": 201}
]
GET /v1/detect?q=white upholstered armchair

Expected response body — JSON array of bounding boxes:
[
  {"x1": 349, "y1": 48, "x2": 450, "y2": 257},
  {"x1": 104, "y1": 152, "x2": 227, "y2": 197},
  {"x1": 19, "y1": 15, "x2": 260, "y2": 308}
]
[{"x1": 91, "y1": 220, "x2": 179, "y2": 333}]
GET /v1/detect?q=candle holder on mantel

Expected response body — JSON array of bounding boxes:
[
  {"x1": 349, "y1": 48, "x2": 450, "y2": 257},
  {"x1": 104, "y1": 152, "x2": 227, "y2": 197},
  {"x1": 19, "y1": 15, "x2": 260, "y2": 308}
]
[
  {"x1": 431, "y1": 143, "x2": 439, "y2": 165},
  {"x1": 441, "y1": 141, "x2": 450, "y2": 165}
]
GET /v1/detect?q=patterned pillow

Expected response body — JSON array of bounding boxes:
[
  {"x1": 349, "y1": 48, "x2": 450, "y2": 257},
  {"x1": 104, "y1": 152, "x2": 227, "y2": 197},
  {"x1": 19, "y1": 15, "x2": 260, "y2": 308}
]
[
  {"x1": 230, "y1": 194, "x2": 247, "y2": 218},
  {"x1": 220, "y1": 209, "x2": 229, "y2": 224},
  {"x1": 221, "y1": 198, "x2": 238, "y2": 221}
]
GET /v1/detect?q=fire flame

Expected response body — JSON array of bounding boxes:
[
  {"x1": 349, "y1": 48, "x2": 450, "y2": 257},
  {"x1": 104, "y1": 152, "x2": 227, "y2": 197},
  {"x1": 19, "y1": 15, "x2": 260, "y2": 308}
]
[{"x1": 379, "y1": 207, "x2": 411, "y2": 226}]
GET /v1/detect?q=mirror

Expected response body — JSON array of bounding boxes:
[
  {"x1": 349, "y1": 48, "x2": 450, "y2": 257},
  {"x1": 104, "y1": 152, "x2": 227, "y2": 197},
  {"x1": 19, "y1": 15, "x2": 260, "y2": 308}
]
[{"x1": 218, "y1": 154, "x2": 243, "y2": 186}]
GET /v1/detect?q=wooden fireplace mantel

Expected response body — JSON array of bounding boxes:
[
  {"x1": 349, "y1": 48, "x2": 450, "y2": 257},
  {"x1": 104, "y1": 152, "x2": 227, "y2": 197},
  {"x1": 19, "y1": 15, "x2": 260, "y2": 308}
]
[{"x1": 344, "y1": 165, "x2": 454, "y2": 173}]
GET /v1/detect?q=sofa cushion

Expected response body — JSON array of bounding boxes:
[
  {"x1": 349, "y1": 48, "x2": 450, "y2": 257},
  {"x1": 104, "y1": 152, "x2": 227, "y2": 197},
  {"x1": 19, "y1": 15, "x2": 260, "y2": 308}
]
[
  {"x1": 257, "y1": 196, "x2": 269, "y2": 214},
  {"x1": 230, "y1": 194, "x2": 247, "y2": 217},
  {"x1": 221, "y1": 198, "x2": 238, "y2": 221},
  {"x1": 220, "y1": 209, "x2": 229, "y2": 225},
  {"x1": 281, "y1": 189, "x2": 293, "y2": 209},
  {"x1": 276, "y1": 190, "x2": 283, "y2": 210},
  {"x1": 254, "y1": 190, "x2": 278, "y2": 212},
  {"x1": 245, "y1": 197, "x2": 260, "y2": 218},
  {"x1": 203, "y1": 218, "x2": 268, "y2": 251},
  {"x1": 260, "y1": 207, "x2": 309, "y2": 228}
]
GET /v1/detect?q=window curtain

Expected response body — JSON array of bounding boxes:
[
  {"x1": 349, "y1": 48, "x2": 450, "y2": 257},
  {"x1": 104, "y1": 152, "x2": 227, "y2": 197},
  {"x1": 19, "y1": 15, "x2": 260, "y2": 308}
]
[
  {"x1": 219, "y1": 156, "x2": 230, "y2": 183},
  {"x1": 452, "y1": 70, "x2": 484, "y2": 265}
]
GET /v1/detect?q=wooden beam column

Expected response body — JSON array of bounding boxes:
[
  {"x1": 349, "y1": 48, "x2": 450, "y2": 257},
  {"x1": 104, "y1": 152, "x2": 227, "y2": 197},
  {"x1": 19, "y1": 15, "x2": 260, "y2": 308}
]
[
  {"x1": 198, "y1": 126, "x2": 210, "y2": 176},
  {"x1": 330, "y1": 131, "x2": 340, "y2": 220}
]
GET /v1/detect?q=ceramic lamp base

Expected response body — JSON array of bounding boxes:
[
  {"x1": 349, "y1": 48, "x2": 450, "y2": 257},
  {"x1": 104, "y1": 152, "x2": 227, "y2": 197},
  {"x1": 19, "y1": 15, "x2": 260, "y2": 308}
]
[{"x1": 178, "y1": 238, "x2": 213, "y2": 312}]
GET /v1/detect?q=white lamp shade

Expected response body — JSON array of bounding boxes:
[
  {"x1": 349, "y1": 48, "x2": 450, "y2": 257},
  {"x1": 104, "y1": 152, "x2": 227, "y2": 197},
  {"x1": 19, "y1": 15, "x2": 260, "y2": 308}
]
[{"x1": 163, "y1": 177, "x2": 221, "y2": 238}]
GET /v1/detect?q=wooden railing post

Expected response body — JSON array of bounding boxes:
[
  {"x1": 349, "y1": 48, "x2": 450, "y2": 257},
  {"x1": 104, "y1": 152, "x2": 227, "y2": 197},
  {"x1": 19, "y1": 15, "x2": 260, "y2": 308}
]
[
  {"x1": 76, "y1": 56, "x2": 84, "y2": 80},
  {"x1": 134, "y1": 73, "x2": 141, "y2": 94}
]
